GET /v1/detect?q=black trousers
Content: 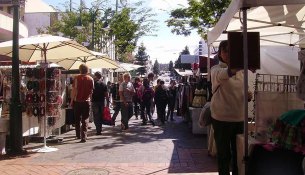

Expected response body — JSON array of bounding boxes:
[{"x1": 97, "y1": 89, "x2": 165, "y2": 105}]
[{"x1": 212, "y1": 118, "x2": 244, "y2": 175}]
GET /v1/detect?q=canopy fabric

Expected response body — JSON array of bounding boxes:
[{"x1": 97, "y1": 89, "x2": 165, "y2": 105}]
[
  {"x1": 174, "y1": 69, "x2": 193, "y2": 76},
  {"x1": 241, "y1": 0, "x2": 305, "y2": 7},
  {"x1": 114, "y1": 63, "x2": 144, "y2": 72},
  {"x1": 0, "y1": 35, "x2": 92, "y2": 62},
  {"x1": 207, "y1": 0, "x2": 305, "y2": 48},
  {"x1": 49, "y1": 51, "x2": 119, "y2": 70}
]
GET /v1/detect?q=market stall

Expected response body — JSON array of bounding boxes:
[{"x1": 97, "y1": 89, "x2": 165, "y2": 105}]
[
  {"x1": 207, "y1": 0, "x2": 305, "y2": 174},
  {"x1": 0, "y1": 34, "x2": 92, "y2": 153}
]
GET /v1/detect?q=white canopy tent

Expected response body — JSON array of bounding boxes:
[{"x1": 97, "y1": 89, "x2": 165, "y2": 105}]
[
  {"x1": 206, "y1": 0, "x2": 305, "y2": 174},
  {"x1": 207, "y1": 0, "x2": 305, "y2": 47},
  {"x1": 113, "y1": 62, "x2": 144, "y2": 72}
]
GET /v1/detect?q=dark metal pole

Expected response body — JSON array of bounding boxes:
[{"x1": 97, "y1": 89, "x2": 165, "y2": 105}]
[
  {"x1": 9, "y1": 0, "x2": 23, "y2": 154},
  {"x1": 70, "y1": 0, "x2": 72, "y2": 12},
  {"x1": 242, "y1": 7, "x2": 249, "y2": 175},
  {"x1": 92, "y1": 11, "x2": 95, "y2": 51},
  {"x1": 116, "y1": 0, "x2": 118, "y2": 12}
]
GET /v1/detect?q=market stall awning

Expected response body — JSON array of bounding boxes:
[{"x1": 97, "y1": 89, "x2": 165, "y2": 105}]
[
  {"x1": 0, "y1": 34, "x2": 92, "y2": 62},
  {"x1": 114, "y1": 62, "x2": 144, "y2": 72},
  {"x1": 174, "y1": 69, "x2": 193, "y2": 76},
  {"x1": 49, "y1": 51, "x2": 119, "y2": 70},
  {"x1": 207, "y1": 0, "x2": 305, "y2": 48}
]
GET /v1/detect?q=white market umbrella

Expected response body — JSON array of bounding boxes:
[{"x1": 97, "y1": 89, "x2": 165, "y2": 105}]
[
  {"x1": 114, "y1": 62, "x2": 144, "y2": 72},
  {"x1": 0, "y1": 35, "x2": 92, "y2": 153},
  {"x1": 0, "y1": 34, "x2": 92, "y2": 62},
  {"x1": 50, "y1": 51, "x2": 119, "y2": 70}
]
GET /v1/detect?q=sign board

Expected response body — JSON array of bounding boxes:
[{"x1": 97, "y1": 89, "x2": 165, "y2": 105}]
[{"x1": 181, "y1": 55, "x2": 199, "y2": 64}]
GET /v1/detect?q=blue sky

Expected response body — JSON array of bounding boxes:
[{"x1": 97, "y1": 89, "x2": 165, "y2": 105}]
[{"x1": 42, "y1": 0, "x2": 201, "y2": 64}]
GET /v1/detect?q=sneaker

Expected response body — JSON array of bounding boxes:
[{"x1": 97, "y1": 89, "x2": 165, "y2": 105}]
[{"x1": 80, "y1": 139, "x2": 86, "y2": 143}]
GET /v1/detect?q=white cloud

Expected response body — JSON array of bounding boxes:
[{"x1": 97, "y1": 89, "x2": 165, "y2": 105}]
[
  {"x1": 133, "y1": 0, "x2": 201, "y2": 64},
  {"x1": 140, "y1": 32, "x2": 200, "y2": 64},
  {"x1": 148, "y1": 0, "x2": 188, "y2": 11}
]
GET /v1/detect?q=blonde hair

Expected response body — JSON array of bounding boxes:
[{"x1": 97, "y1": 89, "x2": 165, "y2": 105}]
[{"x1": 123, "y1": 73, "x2": 131, "y2": 79}]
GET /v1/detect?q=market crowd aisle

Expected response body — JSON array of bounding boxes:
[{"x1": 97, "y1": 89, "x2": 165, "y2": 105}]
[{"x1": 0, "y1": 113, "x2": 218, "y2": 175}]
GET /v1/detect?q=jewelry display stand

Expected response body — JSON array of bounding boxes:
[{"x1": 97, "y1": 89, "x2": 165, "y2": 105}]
[{"x1": 30, "y1": 63, "x2": 61, "y2": 153}]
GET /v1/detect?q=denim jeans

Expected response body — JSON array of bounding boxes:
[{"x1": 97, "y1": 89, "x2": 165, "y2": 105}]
[
  {"x1": 140, "y1": 101, "x2": 154, "y2": 125},
  {"x1": 92, "y1": 102, "x2": 104, "y2": 134},
  {"x1": 111, "y1": 101, "x2": 121, "y2": 122},
  {"x1": 121, "y1": 102, "x2": 133, "y2": 129}
]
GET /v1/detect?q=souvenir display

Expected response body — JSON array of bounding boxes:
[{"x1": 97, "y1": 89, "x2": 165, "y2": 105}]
[{"x1": 24, "y1": 67, "x2": 62, "y2": 126}]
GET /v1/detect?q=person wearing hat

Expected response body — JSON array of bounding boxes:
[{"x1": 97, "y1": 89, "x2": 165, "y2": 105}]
[
  {"x1": 91, "y1": 71, "x2": 109, "y2": 135},
  {"x1": 70, "y1": 64, "x2": 94, "y2": 143},
  {"x1": 210, "y1": 40, "x2": 252, "y2": 175}
]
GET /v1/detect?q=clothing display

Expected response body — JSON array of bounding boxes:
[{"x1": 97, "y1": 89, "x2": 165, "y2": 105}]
[
  {"x1": 192, "y1": 88, "x2": 207, "y2": 108},
  {"x1": 272, "y1": 109, "x2": 305, "y2": 153}
]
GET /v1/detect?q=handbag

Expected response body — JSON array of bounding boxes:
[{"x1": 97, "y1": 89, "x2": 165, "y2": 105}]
[
  {"x1": 198, "y1": 85, "x2": 220, "y2": 128},
  {"x1": 102, "y1": 106, "x2": 113, "y2": 125},
  {"x1": 199, "y1": 102, "x2": 212, "y2": 127}
]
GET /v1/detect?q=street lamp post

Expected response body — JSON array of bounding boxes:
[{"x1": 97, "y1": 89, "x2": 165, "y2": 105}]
[
  {"x1": 76, "y1": 0, "x2": 103, "y2": 51},
  {"x1": 9, "y1": 0, "x2": 24, "y2": 155},
  {"x1": 76, "y1": 8, "x2": 101, "y2": 51}
]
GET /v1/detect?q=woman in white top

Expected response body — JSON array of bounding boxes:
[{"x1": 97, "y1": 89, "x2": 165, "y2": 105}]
[{"x1": 210, "y1": 40, "x2": 252, "y2": 175}]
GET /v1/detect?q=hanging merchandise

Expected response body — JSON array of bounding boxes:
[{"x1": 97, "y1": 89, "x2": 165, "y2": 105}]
[
  {"x1": 192, "y1": 88, "x2": 207, "y2": 108},
  {"x1": 24, "y1": 67, "x2": 62, "y2": 125}
]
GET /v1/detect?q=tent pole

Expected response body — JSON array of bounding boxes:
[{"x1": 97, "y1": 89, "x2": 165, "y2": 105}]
[
  {"x1": 242, "y1": 8, "x2": 249, "y2": 175},
  {"x1": 207, "y1": 43, "x2": 211, "y2": 82}
]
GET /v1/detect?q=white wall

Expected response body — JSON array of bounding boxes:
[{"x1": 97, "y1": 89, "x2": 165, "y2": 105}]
[{"x1": 24, "y1": 13, "x2": 51, "y2": 36}]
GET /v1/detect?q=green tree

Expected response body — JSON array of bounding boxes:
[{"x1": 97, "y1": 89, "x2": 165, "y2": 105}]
[
  {"x1": 169, "y1": 60, "x2": 174, "y2": 72},
  {"x1": 111, "y1": 1, "x2": 157, "y2": 62},
  {"x1": 153, "y1": 60, "x2": 160, "y2": 75},
  {"x1": 174, "y1": 46, "x2": 191, "y2": 69},
  {"x1": 166, "y1": 0, "x2": 231, "y2": 38},
  {"x1": 134, "y1": 43, "x2": 149, "y2": 76},
  {"x1": 42, "y1": 0, "x2": 157, "y2": 62}
]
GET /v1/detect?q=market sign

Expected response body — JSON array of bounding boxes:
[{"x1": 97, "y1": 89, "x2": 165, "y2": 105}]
[{"x1": 0, "y1": 0, "x2": 25, "y2": 6}]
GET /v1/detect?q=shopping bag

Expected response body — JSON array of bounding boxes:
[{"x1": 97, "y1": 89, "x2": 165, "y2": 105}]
[{"x1": 102, "y1": 106, "x2": 113, "y2": 125}]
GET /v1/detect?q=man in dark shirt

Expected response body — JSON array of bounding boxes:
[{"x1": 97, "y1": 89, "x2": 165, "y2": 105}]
[
  {"x1": 111, "y1": 73, "x2": 123, "y2": 124},
  {"x1": 92, "y1": 72, "x2": 109, "y2": 135}
]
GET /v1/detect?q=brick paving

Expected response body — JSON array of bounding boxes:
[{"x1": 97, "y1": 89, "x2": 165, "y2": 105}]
[{"x1": 0, "y1": 113, "x2": 218, "y2": 175}]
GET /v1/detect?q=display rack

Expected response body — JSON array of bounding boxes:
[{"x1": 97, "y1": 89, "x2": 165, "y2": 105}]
[
  {"x1": 253, "y1": 73, "x2": 303, "y2": 141},
  {"x1": 25, "y1": 65, "x2": 62, "y2": 153}
]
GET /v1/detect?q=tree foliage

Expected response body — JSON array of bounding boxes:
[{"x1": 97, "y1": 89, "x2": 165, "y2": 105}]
[
  {"x1": 153, "y1": 60, "x2": 160, "y2": 75},
  {"x1": 134, "y1": 43, "x2": 149, "y2": 76},
  {"x1": 169, "y1": 61, "x2": 174, "y2": 72},
  {"x1": 42, "y1": 0, "x2": 157, "y2": 62},
  {"x1": 166, "y1": 0, "x2": 231, "y2": 38},
  {"x1": 174, "y1": 46, "x2": 191, "y2": 69},
  {"x1": 110, "y1": 8, "x2": 138, "y2": 62}
]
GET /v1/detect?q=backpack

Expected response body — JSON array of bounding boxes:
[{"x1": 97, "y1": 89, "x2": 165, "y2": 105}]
[{"x1": 142, "y1": 87, "x2": 153, "y2": 102}]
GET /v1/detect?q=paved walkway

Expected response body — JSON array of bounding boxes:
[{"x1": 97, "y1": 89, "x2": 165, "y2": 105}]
[{"x1": 0, "y1": 113, "x2": 218, "y2": 175}]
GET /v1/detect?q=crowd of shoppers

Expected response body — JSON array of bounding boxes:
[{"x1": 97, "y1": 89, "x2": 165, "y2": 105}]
[{"x1": 70, "y1": 66, "x2": 178, "y2": 138}]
